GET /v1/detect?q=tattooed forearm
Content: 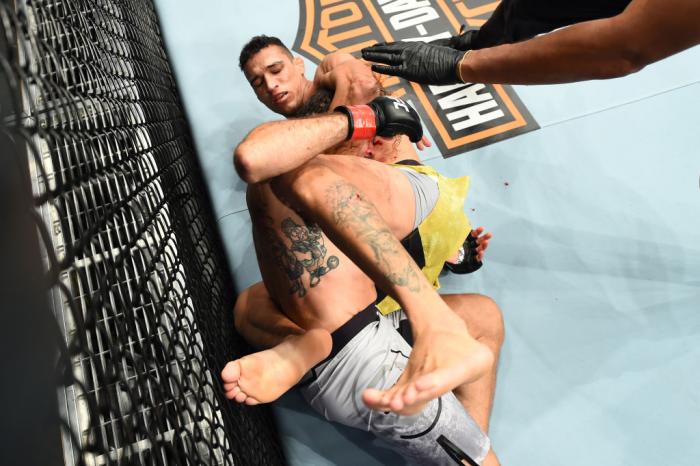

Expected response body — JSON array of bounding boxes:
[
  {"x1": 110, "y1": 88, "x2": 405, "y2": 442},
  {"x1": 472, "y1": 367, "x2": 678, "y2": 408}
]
[{"x1": 325, "y1": 181, "x2": 421, "y2": 292}]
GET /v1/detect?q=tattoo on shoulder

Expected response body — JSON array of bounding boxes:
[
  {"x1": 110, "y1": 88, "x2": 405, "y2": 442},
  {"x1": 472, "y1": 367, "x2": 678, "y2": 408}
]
[{"x1": 256, "y1": 215, "x2": 339, "y2": 297}]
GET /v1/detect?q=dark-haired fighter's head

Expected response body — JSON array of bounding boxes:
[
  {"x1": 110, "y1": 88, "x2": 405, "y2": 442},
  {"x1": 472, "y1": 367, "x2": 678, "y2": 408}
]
[
  {"x1": 239, "y1": 36, "x2": 401, "y2": 163},
  {"x1": 239, "y1": 35, "x2": 310, "y2": 116}
]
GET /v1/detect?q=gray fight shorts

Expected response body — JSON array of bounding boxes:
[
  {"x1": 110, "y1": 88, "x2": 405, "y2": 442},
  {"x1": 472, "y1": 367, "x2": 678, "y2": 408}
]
[{"x1": 298, "y1": 304, "x2": 491, "y2": 465}]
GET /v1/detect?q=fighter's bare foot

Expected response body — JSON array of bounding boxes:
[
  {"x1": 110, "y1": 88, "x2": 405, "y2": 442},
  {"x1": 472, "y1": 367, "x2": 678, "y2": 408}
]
[
  {"x1": 362, "y1": 312, "x2": 493, "y2": 415},
  {"x1": 221, "y1": 328, "x2": 332, "y2": 405}
]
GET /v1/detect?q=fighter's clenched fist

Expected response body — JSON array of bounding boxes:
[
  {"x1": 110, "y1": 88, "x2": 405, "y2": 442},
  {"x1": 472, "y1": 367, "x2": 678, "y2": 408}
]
[{"x1": 335, "y1": 96, "x2": 423, "y2": 142}]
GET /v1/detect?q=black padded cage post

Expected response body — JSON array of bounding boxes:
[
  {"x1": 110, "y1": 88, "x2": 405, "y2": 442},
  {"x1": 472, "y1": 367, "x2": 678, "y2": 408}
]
[
  {"x1": 0, "y1": 8, "x2": 62, "y2": 464},
  {"x1": 0, "y1": 0, "x2": 286, "y2": 464}
]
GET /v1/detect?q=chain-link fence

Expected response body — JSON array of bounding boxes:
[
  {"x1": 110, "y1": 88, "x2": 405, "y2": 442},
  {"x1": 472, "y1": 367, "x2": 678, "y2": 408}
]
[{"x1": 0, "y1": 0, "x2": 285, "y2": 464}]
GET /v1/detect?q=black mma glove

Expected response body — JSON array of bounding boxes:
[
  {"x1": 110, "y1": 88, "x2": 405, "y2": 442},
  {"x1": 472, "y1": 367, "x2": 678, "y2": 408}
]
[
  {"x1": 361, "y1": 41, "x2": 465, "y2": 85},
  {"x1": 443, "y1": 230, "x2": 483, "y2": 274},
  {"x1": 334, "y1": 95, "x2": 423, "y2": 143}
]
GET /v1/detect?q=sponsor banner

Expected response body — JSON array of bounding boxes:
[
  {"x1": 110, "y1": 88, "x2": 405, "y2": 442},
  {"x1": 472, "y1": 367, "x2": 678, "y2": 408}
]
[{"x1": 294, "y1": 0, "x2": 539, "y2": 157}]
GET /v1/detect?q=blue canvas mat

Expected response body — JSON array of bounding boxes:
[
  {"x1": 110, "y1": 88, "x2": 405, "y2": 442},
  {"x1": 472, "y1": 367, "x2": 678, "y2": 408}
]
[{"x1": 156, "y1": 2, "x2": 700, "y2": 464}]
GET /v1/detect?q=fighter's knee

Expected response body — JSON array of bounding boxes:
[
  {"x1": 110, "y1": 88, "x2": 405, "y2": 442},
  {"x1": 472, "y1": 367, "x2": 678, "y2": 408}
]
[
  {"x1": 461, "y1": 294, "x2": 504, "y2": 348},
  {"x1": 270, "y1": 160, "x2": 330, "y2": 206},
  {"x1": 245, "y1": 184, "x2": 266, "y2": 211},
  {"x1": 478, "y1": 295, "x2": 505, "y2": 348}
]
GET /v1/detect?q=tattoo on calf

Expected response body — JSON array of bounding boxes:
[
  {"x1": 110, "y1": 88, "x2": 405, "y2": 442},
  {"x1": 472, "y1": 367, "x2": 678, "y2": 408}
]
[{"x1": 325, "y1": 181, "x2": 421, "y2": 292}]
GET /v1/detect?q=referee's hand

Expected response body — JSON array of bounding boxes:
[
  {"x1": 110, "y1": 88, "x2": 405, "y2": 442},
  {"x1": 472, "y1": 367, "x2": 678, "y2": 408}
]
[
  {"x1": 429, "y1": 27, "x2": 477, "y2": 51},
  {"x1": 361, "y1": 41, "x2": 465, "y2": 85}
]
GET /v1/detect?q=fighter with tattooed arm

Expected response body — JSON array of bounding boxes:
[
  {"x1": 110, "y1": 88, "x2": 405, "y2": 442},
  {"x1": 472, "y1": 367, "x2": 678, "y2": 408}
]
[
  {"x1": 228, "y1": 33, "x2": 500, "y2": 404},
  {"x1": 221, "y1": 36, "x2": 503, "y2": 465},
  {"x1": 229, "y1": 92, "x2": 496, "y2": 465}
]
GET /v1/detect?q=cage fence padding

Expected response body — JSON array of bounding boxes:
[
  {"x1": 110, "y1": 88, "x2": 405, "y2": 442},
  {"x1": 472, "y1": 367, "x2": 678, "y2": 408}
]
[{"x1": 0, "y1": 1, "x2": 285, "y2": 464}]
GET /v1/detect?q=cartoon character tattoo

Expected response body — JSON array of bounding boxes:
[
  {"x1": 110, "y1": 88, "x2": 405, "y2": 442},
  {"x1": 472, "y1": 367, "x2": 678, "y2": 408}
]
[{"x1": 281, "y1": 218, "x2": 339, "y2": 293}]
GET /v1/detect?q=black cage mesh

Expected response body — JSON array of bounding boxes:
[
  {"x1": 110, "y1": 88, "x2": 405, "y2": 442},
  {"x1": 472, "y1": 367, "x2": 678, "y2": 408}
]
[{"x1": 0, "y1": 0, "x2": 285, "y2": 464}]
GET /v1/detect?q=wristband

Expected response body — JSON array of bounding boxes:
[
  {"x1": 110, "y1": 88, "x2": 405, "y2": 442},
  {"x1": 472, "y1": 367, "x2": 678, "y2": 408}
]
[
  {"x1": 457, "y1": 50, "x2": 471, "y2": 83},
  {"x1": 334, "y1": 105, "x2": 376, "y2": 140}
]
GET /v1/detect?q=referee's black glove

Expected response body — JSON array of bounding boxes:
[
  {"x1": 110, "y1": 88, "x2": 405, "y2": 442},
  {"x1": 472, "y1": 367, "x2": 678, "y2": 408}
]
[{"x1": 361, "y1": 41, "x2": 465, "y2": 85}]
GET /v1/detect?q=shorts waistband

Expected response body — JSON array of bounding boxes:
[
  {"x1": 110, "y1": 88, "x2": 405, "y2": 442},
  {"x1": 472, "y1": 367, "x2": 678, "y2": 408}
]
[
  {"x1": 326, "y1": 302, "x2": 379, "y2": 362},
  {"x1": 300, "y1": 303, "x2": 380, "y2": 386}
]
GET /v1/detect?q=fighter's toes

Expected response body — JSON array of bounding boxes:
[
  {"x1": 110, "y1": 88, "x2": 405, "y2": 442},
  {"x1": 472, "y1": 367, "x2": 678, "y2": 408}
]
[
  {"x1": 362, "y1": 388, "x2": 391, "y2": 410},
  {"x1": 402, "y1": 383, "x2": 418, "y2": 406},
  {"x1": 224, "y1": 385, "x2": 240, "y2": 400},
  {"x1": 389, "y1": 395, "x2": 405, "y2": 412},
  {"x1": 414, "y1": 373, "x2": 438, "y2": 392},
  {"x1": 234, "y1": 390, "x2": 248, "y2": 404},
  {"x1": 221, "y1": 360, "x2": 242, "y2": 384},
  {"x1": 244, "y1": 397, "x2": 261, "y2": 406}
]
